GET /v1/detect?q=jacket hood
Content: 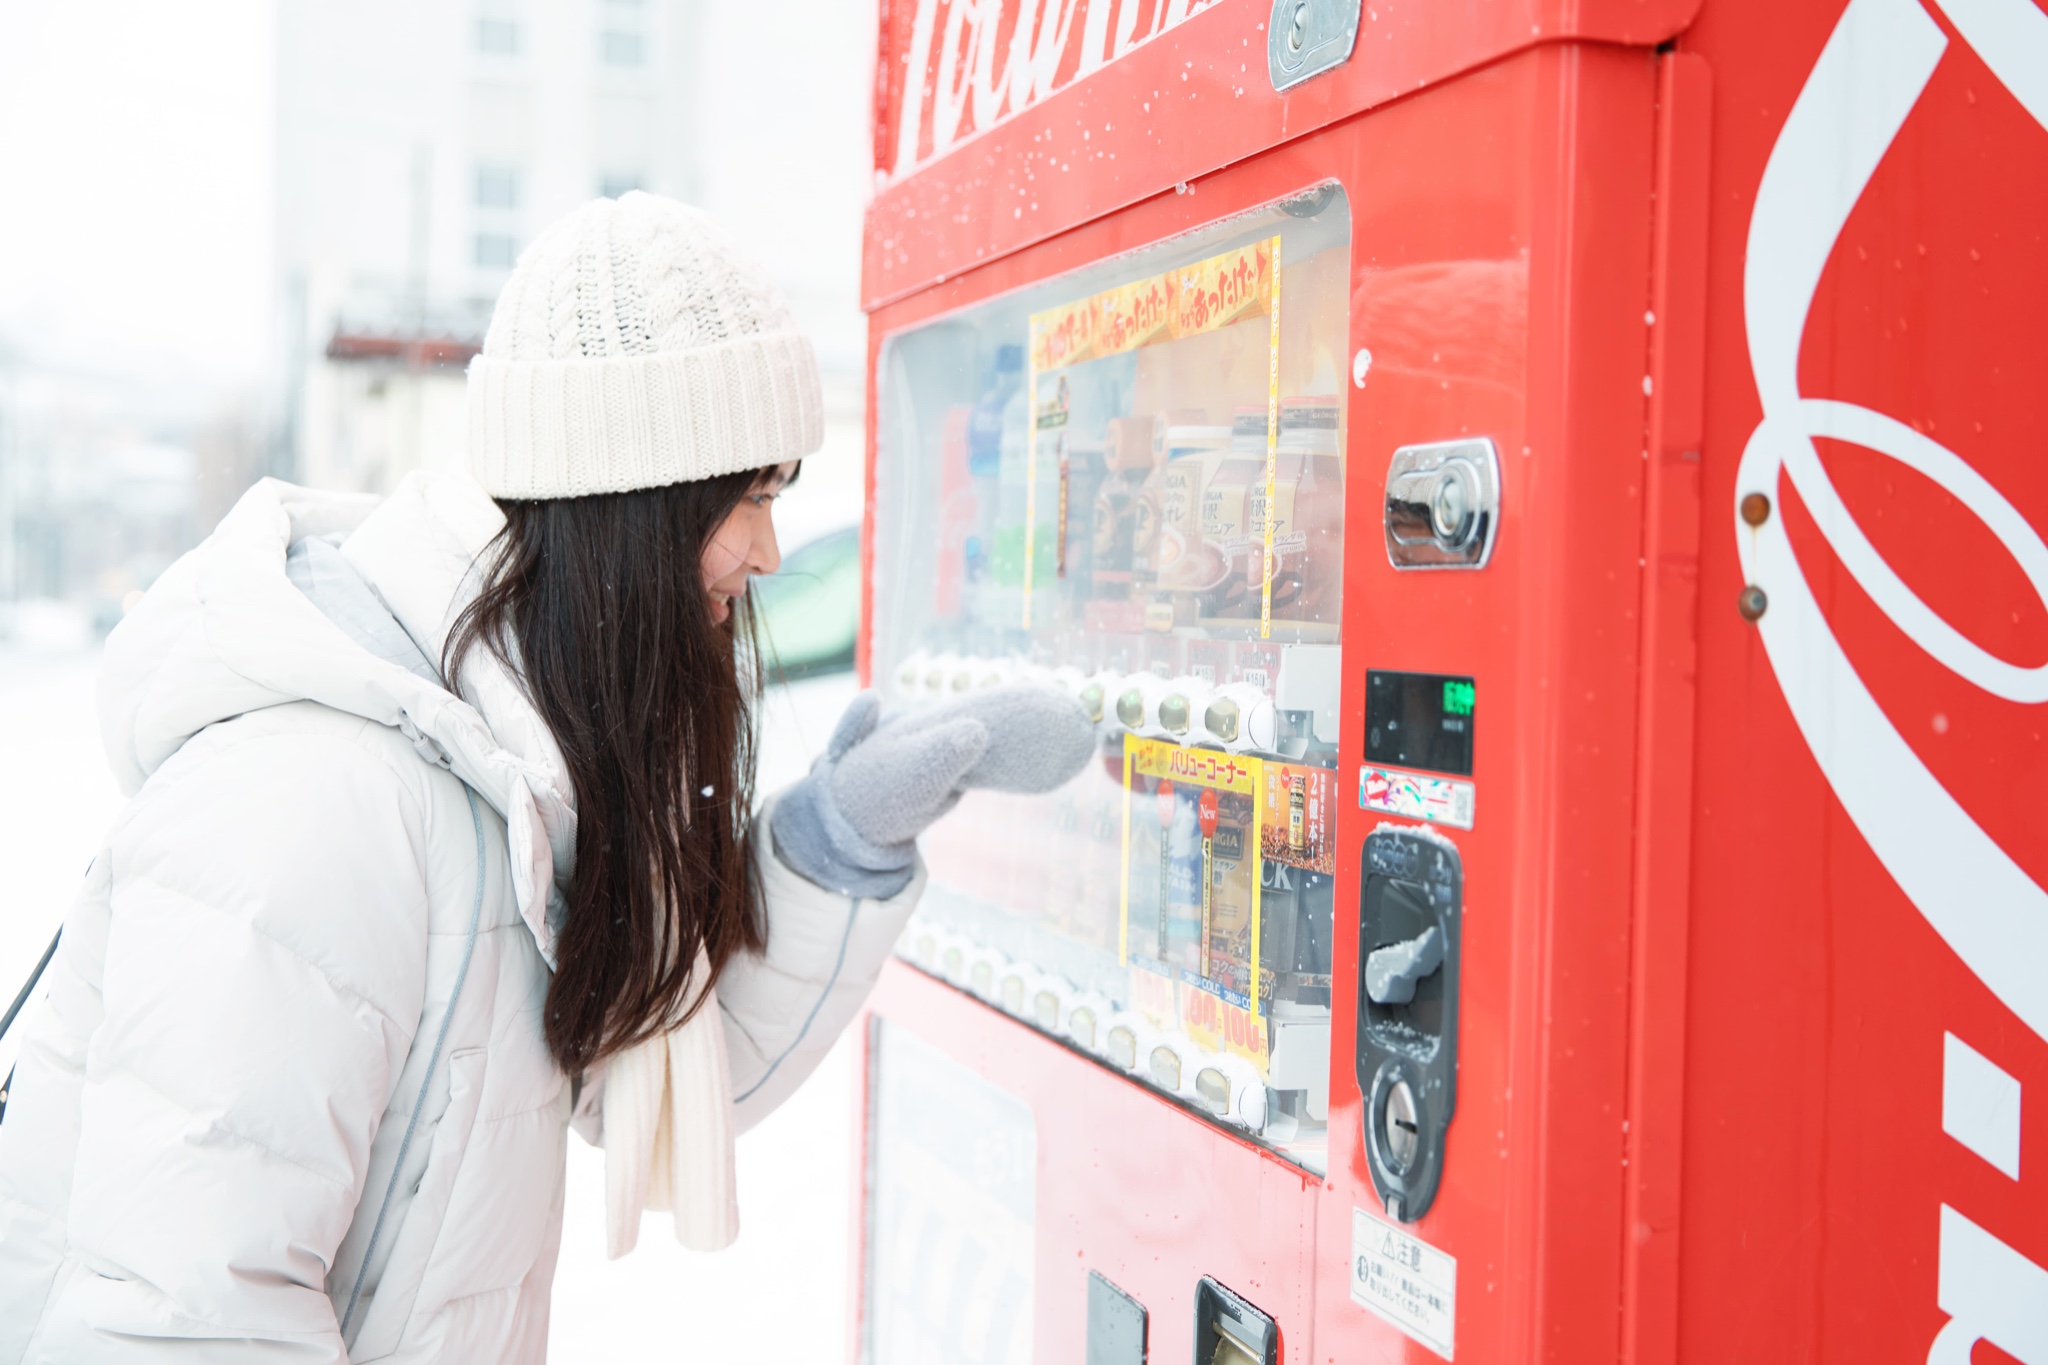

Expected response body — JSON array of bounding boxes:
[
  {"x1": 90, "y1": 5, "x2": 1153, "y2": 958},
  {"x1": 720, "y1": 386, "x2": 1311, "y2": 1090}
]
[{"x1": 99, "y1": 472, "x2": 579, "y2": 963}]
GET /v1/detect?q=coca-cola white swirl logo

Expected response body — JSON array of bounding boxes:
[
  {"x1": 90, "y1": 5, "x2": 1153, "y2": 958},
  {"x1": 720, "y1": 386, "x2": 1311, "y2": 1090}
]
[{"x1": 1737, "y1": 0, "x2": 2048, "y2": 1354}]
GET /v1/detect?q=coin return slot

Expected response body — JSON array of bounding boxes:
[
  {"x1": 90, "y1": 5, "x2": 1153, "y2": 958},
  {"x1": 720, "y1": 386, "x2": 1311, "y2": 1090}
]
[{"x1": 1193, "y1": 1276, "x2": 1279, "y2": 1365}]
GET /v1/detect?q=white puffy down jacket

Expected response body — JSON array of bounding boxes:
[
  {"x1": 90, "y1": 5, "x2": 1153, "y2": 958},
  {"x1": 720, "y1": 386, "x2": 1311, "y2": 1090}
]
[{"x1": 0, "y1": 473, "x2": 921, "y2": 1362}]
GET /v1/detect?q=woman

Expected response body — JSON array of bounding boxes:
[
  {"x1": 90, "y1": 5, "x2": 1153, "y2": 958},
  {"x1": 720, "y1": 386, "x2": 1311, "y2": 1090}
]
[{"x1": 0, "y1": 193, "x2": 1092, "y2": 1362}]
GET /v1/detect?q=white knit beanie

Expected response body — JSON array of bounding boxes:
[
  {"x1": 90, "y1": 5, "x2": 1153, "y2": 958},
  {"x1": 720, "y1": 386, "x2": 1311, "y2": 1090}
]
[{"x1": 467, "y1": 192, "x2": 824, "y2": 499}]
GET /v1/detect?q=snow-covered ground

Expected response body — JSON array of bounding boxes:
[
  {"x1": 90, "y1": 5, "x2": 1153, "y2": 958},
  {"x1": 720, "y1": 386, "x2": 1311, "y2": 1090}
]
[{"x1": 0, "y1": 641, "x2": 863, "y2": 1363}]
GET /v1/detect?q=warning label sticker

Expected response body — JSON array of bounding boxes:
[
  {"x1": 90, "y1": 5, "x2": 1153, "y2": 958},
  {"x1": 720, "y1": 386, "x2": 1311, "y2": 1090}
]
[{"x1": 1351, "y1": 1207, "x2": 1456, "y2": 1359}]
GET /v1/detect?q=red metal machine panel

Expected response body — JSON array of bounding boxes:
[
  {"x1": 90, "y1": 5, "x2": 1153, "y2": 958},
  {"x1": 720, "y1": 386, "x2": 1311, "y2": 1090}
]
[
  {"x1": 1307, "y1": 44, "x2": 1662, "y2": 1365},
  {"x1": 853, "y1": 0, "x2": 2048, "y2": 1359},
  {"x1": 859, "y1": 959, "x2": 1321, "y2": 1362},
  {"x1": 858, "y1": 34, "x2": 1672, "y2": 1365},
  {"x1": 1619, "y1": 50, "x2": 1712, "y2": 1365},
  {"x1": 862, "y1": 0, "x2": 1702, "y2": 309},
  {"x1": 1673, "y1": 0, "x2": 2048, "y2": 1357}
]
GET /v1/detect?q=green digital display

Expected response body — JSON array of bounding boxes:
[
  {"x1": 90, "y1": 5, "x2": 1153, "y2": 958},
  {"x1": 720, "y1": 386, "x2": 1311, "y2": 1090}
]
[{"x1": 1366, "y1": 670, "x2": 1476, "y2": 777}]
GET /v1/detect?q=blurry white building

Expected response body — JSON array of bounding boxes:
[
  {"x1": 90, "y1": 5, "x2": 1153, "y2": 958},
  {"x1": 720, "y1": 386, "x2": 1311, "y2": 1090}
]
[
  {"x1": 276, "y1": 0, "x2": 706, "y2": 494},
  {"x1": 0, "y1": 361, "x2": 201, "y2": 633}
]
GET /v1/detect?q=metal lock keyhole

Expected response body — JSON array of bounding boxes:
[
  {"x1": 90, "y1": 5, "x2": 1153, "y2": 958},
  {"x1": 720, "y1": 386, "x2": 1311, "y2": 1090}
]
[
  {"x1": 1267, "y1": 0, "x2": 1361, "y2": 92},
  {"x1": 1382, "y1": 1078, "x2": 1420, "y2": 1172},
  {"x1": 1384, "y1": 437, "x2": 1502, "y2": 569},
  {"x1": 1429, "y1": 464, "x2": 1475, "y2": 547}
]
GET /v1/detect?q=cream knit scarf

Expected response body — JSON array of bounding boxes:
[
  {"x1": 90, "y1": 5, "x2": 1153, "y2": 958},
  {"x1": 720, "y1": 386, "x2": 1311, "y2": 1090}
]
[{"x1": 599, "y1": 947, "x2": 739, "y2": 1258}]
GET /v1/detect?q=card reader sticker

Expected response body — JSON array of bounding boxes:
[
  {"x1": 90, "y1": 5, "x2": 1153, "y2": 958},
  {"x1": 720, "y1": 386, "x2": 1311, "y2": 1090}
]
[
  {"x1": 1360, "y1": 765, "x2": 1475, "y2": 830},
  {"x1": 1366, "y1": 671, "x2": 1475, "y2": 776},
  {"x1": 1351, "y1": 1207, "x2": 1456, "y2": 1358}
]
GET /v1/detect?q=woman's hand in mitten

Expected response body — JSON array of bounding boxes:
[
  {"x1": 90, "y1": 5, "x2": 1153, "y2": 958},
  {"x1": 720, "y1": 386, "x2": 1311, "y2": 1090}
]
[{"x1": 770, "y1": 684, "x2": 1097, "y2": 898}]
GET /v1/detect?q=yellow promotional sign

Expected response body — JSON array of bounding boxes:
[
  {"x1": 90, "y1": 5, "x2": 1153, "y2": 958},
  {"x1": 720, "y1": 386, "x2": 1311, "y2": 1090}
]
[
  {"x1": 1029, "y1": 299, "x2": 1097, "y2": 373},
  {"x1": 1168, "y1": 238, "x2": 1273, "y2": 340},
  {"x1": 1180, "y1": 976, "x2": 1269, "y2": 1069},
  {"x1": 1026, "y1": 237, "x2": 1275, "y2": 375},
  {"x1": 1022, "y1": 236, "x2": 1283, "y2": 632},
  {"x1": 1127, "y1": 962, "x2": 1178, "y2": 1034},
  {"x1": 1094, "y1": 275, "x2": 1173, "y2": 356},
  {"x1": 1260, "y1": 234, "x2": 1282, "y2": 640},
  {"x1": 1117, "y1": 734, "x2": 1270, "y2": 1074},
  {"x1": 1125, "y1": 735, "x2": 1263, "y2": 796}
]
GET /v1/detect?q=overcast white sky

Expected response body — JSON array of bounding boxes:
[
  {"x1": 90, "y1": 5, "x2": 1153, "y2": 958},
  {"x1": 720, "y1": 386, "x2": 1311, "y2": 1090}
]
[
  {"x1": 0, "y1": 0, "x2": 274, "y2": 391},
  {"x1": 0, "y1": 0, "x2": 875, "y2": 400}
]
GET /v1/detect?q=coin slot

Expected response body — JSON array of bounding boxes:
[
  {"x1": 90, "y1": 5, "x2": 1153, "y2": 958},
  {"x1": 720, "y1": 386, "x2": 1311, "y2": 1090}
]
[{"x1": 1381, "y1": 1078, "x2": 1420, "y2": 1172}]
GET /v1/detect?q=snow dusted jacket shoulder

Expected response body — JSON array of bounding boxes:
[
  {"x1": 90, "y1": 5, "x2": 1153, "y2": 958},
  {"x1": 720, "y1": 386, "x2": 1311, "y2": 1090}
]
[{"x1": 0, "y1": 473, "x2": 920, "y2": 1363}]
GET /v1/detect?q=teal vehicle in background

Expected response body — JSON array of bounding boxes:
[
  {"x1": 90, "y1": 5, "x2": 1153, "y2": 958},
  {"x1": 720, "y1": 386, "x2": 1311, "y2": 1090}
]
[{"x1": 754, "y1": 526, "x2": 859, "y2": 683}]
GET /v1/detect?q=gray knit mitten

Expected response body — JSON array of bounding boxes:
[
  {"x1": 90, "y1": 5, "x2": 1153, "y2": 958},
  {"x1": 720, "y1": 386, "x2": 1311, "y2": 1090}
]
[{"x1": 771, "y1": 684, "x2": 1097, "y2": 898}]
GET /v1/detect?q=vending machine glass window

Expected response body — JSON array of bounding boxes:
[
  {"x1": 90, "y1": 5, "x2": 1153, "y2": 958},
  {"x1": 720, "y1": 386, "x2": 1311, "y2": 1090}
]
[{"x1": 872, "y1": 186, "x2": 1351, "y2": 1172}]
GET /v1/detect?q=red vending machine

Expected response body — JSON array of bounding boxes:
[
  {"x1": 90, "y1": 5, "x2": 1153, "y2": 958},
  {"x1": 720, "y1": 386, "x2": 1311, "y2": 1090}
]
[{"x1": 849, "y1": 0, "x2": 2047, "y2": 1360}]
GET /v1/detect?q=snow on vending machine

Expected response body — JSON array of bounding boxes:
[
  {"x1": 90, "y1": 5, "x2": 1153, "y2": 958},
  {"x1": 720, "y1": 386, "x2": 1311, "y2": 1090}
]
[{"x1": 851, "y1": 0, "x2": 2048, "y2": 1360}]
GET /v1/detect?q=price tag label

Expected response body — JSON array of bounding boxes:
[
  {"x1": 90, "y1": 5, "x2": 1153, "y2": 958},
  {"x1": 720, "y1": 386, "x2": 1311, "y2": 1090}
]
[{"x1": 1350, "y1": 1207, "x2": 1456, "y2": 1359}]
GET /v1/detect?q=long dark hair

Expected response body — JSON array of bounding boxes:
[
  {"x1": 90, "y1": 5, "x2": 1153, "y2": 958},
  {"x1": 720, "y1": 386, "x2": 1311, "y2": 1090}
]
[{"x1": 445, "y1": 468, "x2": 767, "y2": 1075}]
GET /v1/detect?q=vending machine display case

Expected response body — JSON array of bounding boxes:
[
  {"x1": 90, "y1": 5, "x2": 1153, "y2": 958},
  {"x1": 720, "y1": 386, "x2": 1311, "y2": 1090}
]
[
  {"x1": 872, "y1": 187, "x2": 1354, "y2": 1172},
  {"x1": 857, "y1": 43, "x2": 1663, "y2": 1352},
  {"x1": 851, "y1": 7, "x2": 1679, "y2": 1358},
  {"x1": 850, "y1": 0, "x2": 2048, "y2": 1361}
]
